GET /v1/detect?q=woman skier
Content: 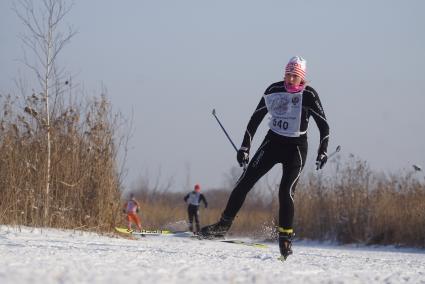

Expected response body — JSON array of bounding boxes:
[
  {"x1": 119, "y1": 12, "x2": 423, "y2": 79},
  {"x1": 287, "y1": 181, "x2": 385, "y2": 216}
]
[{"x1": 200, "y1": 56, "x2": 330, "y2": 260}]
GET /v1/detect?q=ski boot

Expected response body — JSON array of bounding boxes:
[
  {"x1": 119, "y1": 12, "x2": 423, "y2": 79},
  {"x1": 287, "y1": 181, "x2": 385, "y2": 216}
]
[
  {"x1": 198, "y1": 215, "x2": 233, "y2": 239},
  {"x1": 278, "y1": 228, "x2": 295, "y2": 261}
]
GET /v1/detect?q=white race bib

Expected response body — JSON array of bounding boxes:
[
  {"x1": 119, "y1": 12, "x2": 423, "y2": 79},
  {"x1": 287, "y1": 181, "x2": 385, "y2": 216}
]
[
  {"x1": 187, "y1": 192, "x2": 200, "y2": 206},
  {"x1": 264, "y1": 92, "x2": 303, "y2": 137}
]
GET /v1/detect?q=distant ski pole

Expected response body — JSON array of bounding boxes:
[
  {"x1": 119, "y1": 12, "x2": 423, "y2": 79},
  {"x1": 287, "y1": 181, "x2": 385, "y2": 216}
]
[{"x1": 212, "y1": 109, "x2": 247, "y2": 169}]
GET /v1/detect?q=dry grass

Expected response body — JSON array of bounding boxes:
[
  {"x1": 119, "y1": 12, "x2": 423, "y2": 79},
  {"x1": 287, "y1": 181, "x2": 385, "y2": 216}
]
[
  {"x1": 0, "y1": 93, "x2": 124, "y2": 232},
  {"x1": 294, "y1": 158, "x2": 425, "y2": 247},
  {"x1": 126, "y1": 157, "x2": 425, "y2": 248}
]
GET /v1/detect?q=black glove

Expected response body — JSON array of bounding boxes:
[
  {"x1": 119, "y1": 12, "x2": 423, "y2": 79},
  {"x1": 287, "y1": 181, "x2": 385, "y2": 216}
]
[
  {"x1": 316, "y1": 152, "x2": 328, "y2": 170},
  {"x1": 122, "y1": 209, "x2": 126, "y2": 213},
  {"x1": 237, "y1": 147, "x2": 249, "y2": 167},
  {"x1": 136, "y1": 208, "x2": 140, "y2": 213}
]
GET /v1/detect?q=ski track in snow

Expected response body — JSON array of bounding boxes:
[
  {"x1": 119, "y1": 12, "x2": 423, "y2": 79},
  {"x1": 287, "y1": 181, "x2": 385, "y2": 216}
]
[{"x1": 1, "y1": 226, "x2": 424, "y2": 284}]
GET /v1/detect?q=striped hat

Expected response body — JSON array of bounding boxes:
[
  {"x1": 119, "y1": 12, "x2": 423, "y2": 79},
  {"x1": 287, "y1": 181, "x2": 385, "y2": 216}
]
[{"x1": 285, "y1": 56, "x2": 307, "y2": 80}]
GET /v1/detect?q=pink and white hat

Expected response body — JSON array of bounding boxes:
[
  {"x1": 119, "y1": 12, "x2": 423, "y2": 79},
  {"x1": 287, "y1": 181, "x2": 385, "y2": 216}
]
[{"x1": 285, "y1": 56, "x2": 307, "y2": 81}]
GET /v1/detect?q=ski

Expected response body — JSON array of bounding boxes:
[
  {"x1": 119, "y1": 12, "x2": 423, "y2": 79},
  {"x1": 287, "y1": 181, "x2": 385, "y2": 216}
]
[
  {"x1": 115, "y1": 228, "x2": 268, "y2": 249},
  {"x1": 220, "y1": 239, "x2": 268, "y2": 248},
  {"x1": 115, "y1": 227, "x2": 172, "y2": 235},
  {"x1": 189, "y1": 234, "x2": 268, "y2": 248}
]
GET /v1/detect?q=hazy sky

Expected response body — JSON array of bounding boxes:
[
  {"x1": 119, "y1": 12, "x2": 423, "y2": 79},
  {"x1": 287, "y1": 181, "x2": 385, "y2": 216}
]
[{"x1": 1, "y1": 0, "x2": 424, "y2": 191}]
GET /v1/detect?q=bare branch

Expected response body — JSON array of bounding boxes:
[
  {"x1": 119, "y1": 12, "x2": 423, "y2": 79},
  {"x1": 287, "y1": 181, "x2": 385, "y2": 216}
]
[
  {"x1": 19, "y1": 35, "x2": 46, "y2": 69},
  {"x1": 12, "y1": 1, "x2": 41, "y2": 38}
]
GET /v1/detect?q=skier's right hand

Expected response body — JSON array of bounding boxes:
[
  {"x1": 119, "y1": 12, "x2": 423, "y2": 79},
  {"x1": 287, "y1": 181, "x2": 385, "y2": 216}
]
[{"x1": 237, "y1": 147, "x2": 249, "y2": 167}]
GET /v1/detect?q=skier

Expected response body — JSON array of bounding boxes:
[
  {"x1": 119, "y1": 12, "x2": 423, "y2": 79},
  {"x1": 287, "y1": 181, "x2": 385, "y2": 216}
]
[
  {"x1": 184, "y1": 184, "x2": 208, "y2": 233},
  {"x1": 122, "y1": 193, "x2": 142, "y2": 232},
  {"x1": 200, "y1": 56, "x2": 330, "y2": 260}
]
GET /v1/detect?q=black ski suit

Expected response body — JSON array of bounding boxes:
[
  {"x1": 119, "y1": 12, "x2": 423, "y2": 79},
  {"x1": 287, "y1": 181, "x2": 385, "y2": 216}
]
[
  {"x1": 184, "y1": 191, "x2": 208, "y2": 232},
  {"x1": 222, "y1": 81, "x2": 329, "y2": 230}
]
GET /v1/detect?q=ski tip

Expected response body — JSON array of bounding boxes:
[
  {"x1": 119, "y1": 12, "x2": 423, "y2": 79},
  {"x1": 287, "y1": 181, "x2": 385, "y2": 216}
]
[{"x1": 115, "y1": 227, "x2": 133, "y2": 234}]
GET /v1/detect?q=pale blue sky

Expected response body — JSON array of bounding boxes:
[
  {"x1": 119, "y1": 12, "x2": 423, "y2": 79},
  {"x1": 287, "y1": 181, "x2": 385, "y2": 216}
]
[{"x1": 1, "y1": 0, "x2": 425, "y2": 191}]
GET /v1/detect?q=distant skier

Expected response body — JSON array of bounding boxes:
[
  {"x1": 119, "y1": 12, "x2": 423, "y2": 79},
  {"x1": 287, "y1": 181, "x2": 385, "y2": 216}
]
[
  {"x1": 184, "y1": 184, "x2": 208, "y2": 233},
  {"x1": 200, "y1": 56, "x2": 330, "y2": 260},
  {"x1": 123, "y1": 193, "x2": 142, "y2": 232}
]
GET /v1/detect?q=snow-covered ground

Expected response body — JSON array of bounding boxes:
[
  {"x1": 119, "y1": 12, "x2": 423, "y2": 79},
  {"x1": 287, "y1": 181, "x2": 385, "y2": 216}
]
[{"x1": 1, "y1": 226, "x2": 424, "y2": 284}]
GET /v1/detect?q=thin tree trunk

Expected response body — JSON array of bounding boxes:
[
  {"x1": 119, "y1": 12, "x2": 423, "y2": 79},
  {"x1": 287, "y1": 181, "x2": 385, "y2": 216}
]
[{"x1": 43, "y1": 17, "x2": 52, "y2": 223}]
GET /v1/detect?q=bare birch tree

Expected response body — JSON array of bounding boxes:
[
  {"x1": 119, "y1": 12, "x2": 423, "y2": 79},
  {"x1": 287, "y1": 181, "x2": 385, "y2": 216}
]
[{"x1": 13, "y1": 0, "x2": 76, "y2": 222}]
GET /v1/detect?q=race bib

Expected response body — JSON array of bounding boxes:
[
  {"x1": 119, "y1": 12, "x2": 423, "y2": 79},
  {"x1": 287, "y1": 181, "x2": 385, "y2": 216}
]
[
  {"x1": 188, "y1": 192, "x2": 200, "y2": 206},
  {"x1": 264, "y1": 92, "x2": 303, "y2": 137}
]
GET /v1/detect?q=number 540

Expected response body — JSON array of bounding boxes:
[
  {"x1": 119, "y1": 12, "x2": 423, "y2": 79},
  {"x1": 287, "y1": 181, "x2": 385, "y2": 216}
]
[{"x1": 273, "y1": 119, "x2": 288, "y2": 130}]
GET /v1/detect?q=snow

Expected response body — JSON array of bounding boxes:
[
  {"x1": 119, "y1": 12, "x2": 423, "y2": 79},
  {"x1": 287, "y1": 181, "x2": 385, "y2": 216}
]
[{"x1": 1, "y1": 226, "x2": 425, "y2": 284}]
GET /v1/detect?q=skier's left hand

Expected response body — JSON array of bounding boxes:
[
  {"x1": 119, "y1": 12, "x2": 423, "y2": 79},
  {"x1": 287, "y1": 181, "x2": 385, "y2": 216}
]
[{"x1": 315, "y1": 152, "x2": 328, "y2": 170}]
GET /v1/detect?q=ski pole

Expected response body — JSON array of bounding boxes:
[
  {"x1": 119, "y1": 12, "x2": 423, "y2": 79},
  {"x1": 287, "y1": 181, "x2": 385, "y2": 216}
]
[
  {"x1": 212, "y1": 109, "x2": 238, "y2": 152},
  {"x1": 316, "y1": 145, "x2": 341, "y2": 170},
  {"x1": 211, "y1": 109, "x2": 247, "y2": 169},
  {"x1": 328, "y1": 145, "x2": 341, "y2": 159}
]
